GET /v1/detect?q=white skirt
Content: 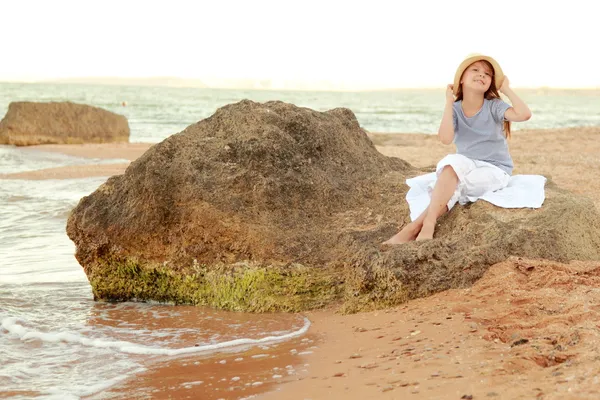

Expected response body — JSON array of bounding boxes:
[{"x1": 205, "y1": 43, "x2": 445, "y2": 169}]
[{"x1": 406, "y1": 154, "x2": 510, "y2": 221}]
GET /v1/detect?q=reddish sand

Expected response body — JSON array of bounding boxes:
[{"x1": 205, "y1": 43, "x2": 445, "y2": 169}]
[
  {"x1": 262, "y1": 258, "x2": 600, "y2": 400},
  {"x1": 5, "y1": 127, "x2": 600, "y2": 399}
]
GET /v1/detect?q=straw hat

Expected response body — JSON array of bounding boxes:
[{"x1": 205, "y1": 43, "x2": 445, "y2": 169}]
[{"x1": 453, "y1": 54, "x2": 504, "y2": 96}]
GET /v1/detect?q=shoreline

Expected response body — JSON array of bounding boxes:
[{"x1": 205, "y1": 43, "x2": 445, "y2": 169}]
[
  {"x1": 3, "y1": 126, "x2": 600, "y2": 399},
  {"x1": 2, "y1": 127, "x2": 600, "y2": 211}
]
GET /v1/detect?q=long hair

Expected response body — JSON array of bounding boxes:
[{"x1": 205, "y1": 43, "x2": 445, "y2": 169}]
[{"x1": 455, "y1": 60, "x2": 511, "y2": 139}]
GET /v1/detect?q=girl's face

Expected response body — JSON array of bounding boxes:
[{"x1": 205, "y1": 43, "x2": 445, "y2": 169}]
[{"x1": 461, "y1": 61, "x2": 493, "y2": 94}]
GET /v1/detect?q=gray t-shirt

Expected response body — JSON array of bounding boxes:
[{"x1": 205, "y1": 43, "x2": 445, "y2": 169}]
[{"x1": 452, "y1": 98, "x2": 513, "y2": 175}]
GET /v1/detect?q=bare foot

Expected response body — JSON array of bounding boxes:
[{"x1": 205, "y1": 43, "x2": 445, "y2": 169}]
[
  {"x1": 416, "y1": 220, "x2": 435, "y2": 241},
  {"x1": 382, "y1": 222, "x2": 421, "y2": 245}
]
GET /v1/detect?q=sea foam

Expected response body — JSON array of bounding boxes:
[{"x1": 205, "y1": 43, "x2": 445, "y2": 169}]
[{"x1": 1, "y1": 316, "x2": 310, "y2": 356}]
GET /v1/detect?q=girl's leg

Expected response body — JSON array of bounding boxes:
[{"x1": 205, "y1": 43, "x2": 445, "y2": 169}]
[
  {"x1": 416, "y1": 165, "x2": 459, "y2": 241},
  {"x1": 381, "y1": 208, "x2": 428, "y2": 245}
]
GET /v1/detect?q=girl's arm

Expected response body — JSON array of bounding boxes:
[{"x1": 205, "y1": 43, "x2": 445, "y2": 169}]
[
  {"x1": 500, "y1": 77, "x2": 532, "y2": 122},
  {"x1": 438, "y1": 84, "x2": 455, "y2": 145}
]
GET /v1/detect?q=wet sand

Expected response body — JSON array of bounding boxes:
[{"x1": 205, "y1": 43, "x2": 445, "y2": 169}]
[
  {"x1": 5, "y1": 126, "x2": 600, "y2": 399},
  {"x1": 95, "y1": 335, "x2": 319, "y2": 400},
  {"x1": 80, "y1": 304, "x2": 317, "y2": 400},
  {"x1": 0, "y1": 143, "x2": 150, "y2": 180},
  {"x1": 23, "y1": 142, "x2": 152, "y2": 161}
]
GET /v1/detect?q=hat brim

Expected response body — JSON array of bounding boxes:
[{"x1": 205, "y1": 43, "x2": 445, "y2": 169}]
[{"x1": 453, "y1": 55, "x2": 504, "y2": 96}]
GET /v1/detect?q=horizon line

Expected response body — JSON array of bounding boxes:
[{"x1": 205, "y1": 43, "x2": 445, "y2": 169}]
[{"x1": 1, "y1": 77, "x2": 599, "y2": 92}]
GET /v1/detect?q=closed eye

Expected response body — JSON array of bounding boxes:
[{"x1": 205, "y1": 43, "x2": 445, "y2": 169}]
[{"x1": 473, "y1": 68, "x2": 492, "y2": 77}]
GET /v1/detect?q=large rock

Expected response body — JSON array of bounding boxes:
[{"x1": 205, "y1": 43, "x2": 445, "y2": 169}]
[
  {"x1": 0, "y1": 101, "x2": 129, "y2": 146},
  {"x1": 66, "y1": 100, "x2": 600, "y2": 313}
]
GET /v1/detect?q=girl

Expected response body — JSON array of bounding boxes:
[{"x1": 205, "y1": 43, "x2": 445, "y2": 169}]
[{"x1": 383, "y1": 54, "x2": 532, "y2": 244}]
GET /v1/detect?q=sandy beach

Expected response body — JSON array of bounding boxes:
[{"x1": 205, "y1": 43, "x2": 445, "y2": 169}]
[
  {"x1": 0, "y1": 143, "x2": 150, "y2": 180},
  {"x1": 4, "y1": 126, "x2": 600, "y2": 399},
  {"x1": 261, "y1": 258, "x2": 600, "y2": 400}
]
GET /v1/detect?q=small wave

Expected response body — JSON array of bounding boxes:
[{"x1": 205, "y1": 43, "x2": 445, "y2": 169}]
[
  {"x1": 4, "y1": 195, "x2": 34, "y2": 202},
  {"x1": 39, "y1": 369, "x2": 145, "y2": 400},
  {"x1": 2, "y1": 316, "x2": 310, "y2": 356}
]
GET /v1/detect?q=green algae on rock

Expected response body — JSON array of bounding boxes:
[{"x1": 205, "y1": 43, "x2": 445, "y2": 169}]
[{"x1": 89, "y1": 257, "x2": 341, "y2": 312}]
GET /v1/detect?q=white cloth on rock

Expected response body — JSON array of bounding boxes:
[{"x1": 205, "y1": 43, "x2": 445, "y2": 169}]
[{"x1": 405, "y1": 154, "x2": 547, "y2": 221}]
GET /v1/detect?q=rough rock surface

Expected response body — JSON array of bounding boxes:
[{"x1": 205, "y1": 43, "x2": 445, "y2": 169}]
[
  {"x1": 66, "y1": 100, "x2": 600, "y2": 312},
  {"x1": 0, "y1": 101, "x2": 129, "y2": 145}
]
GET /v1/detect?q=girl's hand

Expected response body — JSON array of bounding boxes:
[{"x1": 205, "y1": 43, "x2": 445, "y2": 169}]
[
  {"x1": 446, "y1": 84, "x2": 455, "y2": 103},
  {"x1": 499, "y1": 76, "x2": 510, "y2": 94}
]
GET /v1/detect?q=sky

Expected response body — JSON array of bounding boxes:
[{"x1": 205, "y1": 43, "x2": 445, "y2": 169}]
[{"x1": 1, "y1": 0, "x2": 599, "y2": 89}]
